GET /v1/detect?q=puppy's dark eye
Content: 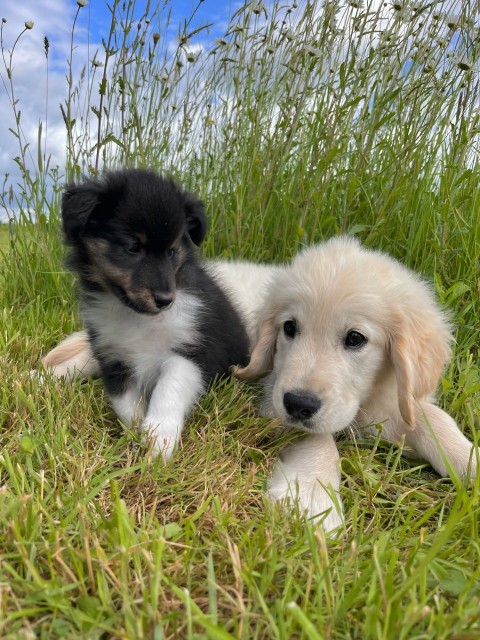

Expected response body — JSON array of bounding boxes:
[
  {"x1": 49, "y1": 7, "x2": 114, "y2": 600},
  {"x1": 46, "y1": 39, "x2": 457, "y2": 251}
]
[
  {"x1": 125, "y1": 240, "x2": 142, "y2": 255},
  {"x1": 167, "y1": 247, "x2": 177, "y2": 259},
  {"x1": 345, "y1": 330, "x2": 367, "y2": 349},
  {"x1": 284, "y1": 320, "x2": 297, "y2": 339}
]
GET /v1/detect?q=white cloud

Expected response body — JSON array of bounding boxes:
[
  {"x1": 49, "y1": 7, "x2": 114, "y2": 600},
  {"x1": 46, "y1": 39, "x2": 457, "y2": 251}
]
[{"x1": 0, "y1": 0, "x2": 95, "y2": 219}]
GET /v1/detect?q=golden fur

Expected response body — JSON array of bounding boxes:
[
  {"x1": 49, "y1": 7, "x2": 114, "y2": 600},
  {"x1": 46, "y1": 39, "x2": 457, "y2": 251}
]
[{"x1": 236, "y1": 237, "x2": 476, "y2": 531}]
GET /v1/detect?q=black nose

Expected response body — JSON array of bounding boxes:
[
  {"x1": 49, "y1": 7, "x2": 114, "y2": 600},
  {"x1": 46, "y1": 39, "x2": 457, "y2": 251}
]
[
  {"x1": 283, "y1": 391, "x2": 321, "y2": 422},
  {"x1": 153, "y1": 293, "x2": 173, "y2": 310}
]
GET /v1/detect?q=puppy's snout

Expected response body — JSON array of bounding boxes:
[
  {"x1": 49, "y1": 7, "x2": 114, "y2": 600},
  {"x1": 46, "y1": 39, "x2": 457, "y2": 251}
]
[
  {"x1": 283, "y1": 391, "x2": 321, "y2": 423},
  {"x1": 153, "y1": 293, "x2": 173, "y2": 310}
]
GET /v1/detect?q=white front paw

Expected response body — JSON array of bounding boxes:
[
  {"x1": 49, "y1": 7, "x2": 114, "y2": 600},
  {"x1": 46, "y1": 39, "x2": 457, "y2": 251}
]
[
  {"x1": 267, "y1": 473, "x2": 344, "y2": 535},
  {"x1": 141, "y1": 417, "x2": 181, "y2": 462}
]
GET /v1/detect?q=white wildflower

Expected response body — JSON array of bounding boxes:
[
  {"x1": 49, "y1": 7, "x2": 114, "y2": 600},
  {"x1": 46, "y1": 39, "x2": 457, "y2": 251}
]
[
  {"x1": 305, "y1": 45, "x2": 322, "y2": 57},
  {"x1": 252, "y1": 2, "x2": 265, "y2": 14},
  {"x1": 444, "y1": 14, "x2": 461, "y2": 29},
  {"x1": 282, "y1": 28, "x2": 295, "y2": 41}
]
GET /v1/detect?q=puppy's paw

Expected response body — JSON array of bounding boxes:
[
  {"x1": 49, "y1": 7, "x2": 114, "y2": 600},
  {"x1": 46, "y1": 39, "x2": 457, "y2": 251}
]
[
  {"x1": 150, "y1": 433, "x2": 177, "y2": 462},
  {"x1": 141, "y1": 417, "x2": 182, "y2": 463},
  {"x1": 267, "y1": 473, "x2": 344, "y2": 536},
  {"x1": 266, "y1": 435, "x2": 344, "y2": 535}
]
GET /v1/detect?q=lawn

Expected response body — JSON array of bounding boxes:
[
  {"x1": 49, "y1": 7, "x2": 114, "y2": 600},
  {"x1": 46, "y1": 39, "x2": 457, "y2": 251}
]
[{"x1": 0, "y1": 1, "x2": 479, "y2": 638}]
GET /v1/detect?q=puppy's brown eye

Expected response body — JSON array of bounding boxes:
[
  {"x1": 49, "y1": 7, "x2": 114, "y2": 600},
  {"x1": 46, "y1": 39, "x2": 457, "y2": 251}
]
[
  {"x1": 284, "y1": 320, "x2": 297, "y2": 339},
  {"x1": 126, "y1": 240, "x2": 141, "y2": 254},
  {"x1": 345, "y1": 330, "x2": 367, "y2": 349},
  {"x1": 167, "y1": 247, "x2": 176, "y2": 259}
]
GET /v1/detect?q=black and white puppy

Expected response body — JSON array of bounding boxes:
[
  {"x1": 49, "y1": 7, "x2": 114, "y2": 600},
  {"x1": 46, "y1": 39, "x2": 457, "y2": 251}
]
[{"x1": 61, "y1": 168, "x2": 250, "y2": 460}]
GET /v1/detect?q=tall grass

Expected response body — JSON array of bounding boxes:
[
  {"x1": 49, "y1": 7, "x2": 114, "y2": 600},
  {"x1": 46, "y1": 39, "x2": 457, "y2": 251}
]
[{"x1": 0, "y1": 0, "x2": 479, "y2": 637}]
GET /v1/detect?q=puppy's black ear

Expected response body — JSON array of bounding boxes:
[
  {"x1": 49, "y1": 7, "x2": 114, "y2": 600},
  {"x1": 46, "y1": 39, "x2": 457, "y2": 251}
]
[
  {"x1": 62, "y1": 176, "x2": 123, "y2": 242},
  {"x1": 62, "y1": 182, "x2": 102, "y2": 242},
  {"x1": 184, "y1": 194, "x2": 208, "y2": 246}
]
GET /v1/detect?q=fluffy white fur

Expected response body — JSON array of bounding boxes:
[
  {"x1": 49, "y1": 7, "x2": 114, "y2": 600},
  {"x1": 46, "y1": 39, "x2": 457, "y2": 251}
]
[
  {"x1": 236, "y1": 237, "x2": 477, "y2": 531},
  {"x1": 43, "y1": 239, "x2": 476, "y2": 533},
  {"x1": 85, "y1": 290, "x2": 206, "y2": 458}
]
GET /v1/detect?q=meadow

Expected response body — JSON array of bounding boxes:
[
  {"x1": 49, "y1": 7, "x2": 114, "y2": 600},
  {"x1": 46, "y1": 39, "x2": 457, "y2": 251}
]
[{"x1": 0, "y1": 0, "x2": 479, "y2": 637}]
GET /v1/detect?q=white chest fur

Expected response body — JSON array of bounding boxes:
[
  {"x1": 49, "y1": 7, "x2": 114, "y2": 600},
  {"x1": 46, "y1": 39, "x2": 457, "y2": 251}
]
[{"x1": 82, "y1": 290, "x2": 203, "y2": 386}]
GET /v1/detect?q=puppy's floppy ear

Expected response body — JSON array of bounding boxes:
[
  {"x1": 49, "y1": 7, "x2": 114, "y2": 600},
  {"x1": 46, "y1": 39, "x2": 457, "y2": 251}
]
[
  {"x1": 62, "y1": 178, "x2": 115, "y2": 242},
  {"x1": 62, "y1": 182, "x2": 101, "y2": 242},
  {"x1": 235, "y1": 316, "x2": 278, "y2": 379},
  {"x1": 389, "y1": 306, "x2": 452, "y2": 428},
  {"x1": 62, "y1": 175, "x2": 123, "y2": 242},
  {"x1": 183, "y1": 193, "x2": 208, "y2": 246}
]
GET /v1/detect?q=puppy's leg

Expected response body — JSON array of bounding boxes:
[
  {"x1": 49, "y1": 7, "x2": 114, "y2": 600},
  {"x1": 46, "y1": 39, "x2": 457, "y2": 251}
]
[
  {"x1": 142, "y1": 355, "x2": 205, "y2": 462},
  {"x1": 408, "y1": 402, "x2": 477, "y2": 478},
  {"x1": 382, "y1": 402, "x2": 477, "y2": 479},
  {"x1": 103, "y1": 360, "x2": 144, "y2": 428},
  {"x1": 267, "y1": 434, "x2": 344, "y2": 534},
  {"x1": 42, "y1": 331, "x2": 100, "y2": 379},
  {"x1": 110, "y1": 387, "x2": 145, "y2": 428}
]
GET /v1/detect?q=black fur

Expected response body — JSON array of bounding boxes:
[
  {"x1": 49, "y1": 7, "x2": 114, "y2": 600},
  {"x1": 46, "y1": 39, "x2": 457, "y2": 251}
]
[
  {"x1": 62, "y1": 169, "x2": 208, "y2": 305},
  {"x1": 61, "y1": 168, "x2": 250, "y2": 419}
]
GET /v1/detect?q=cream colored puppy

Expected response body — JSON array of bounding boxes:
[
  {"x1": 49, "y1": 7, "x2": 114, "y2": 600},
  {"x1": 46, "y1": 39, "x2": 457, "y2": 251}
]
[{"x1": 236, "y1": 237, "x2": 476, "y2": 532}]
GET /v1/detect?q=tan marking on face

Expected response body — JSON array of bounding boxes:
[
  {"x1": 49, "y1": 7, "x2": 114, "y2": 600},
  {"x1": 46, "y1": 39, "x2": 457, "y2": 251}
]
[
  {"x1": 84, "y1": 238, "x2": 160, "y2": 313},
  {"x1": 85, "y1": 238, "x2": 132, "y2": 287},
  {"x1": 84, "y1": 238, "x2": 180, "y2": 314}
]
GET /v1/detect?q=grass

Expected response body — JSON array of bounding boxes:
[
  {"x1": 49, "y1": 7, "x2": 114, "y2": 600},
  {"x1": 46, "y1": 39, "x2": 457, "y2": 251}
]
[
  {"x1": 0, "y1": 0, "x2": 479, "y2": 637},
  {"x1": 0, "y1": 223, "x2": 9, "y2": 253}
]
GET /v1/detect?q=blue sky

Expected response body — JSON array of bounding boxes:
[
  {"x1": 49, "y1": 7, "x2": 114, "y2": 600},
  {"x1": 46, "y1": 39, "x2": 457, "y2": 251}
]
[
  {"x1": 0, "y1": 0, "x2": 239, "y2": 219},
  {"x1": 79, "y1": 0, "x2": 236, "y2": 54}
]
